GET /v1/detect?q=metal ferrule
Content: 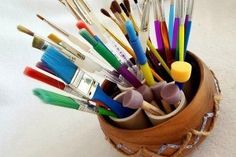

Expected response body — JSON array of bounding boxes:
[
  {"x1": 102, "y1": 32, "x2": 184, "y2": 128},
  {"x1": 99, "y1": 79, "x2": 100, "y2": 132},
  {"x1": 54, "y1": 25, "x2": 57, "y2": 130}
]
[
  {"x1": 187, "y1": 0, "x2": 194, "y2": 20},
  {"x1": 74, "y1": 99, "x2": 98, "y2": 114},
  {"x1": 60, "y1": 41, "x2": 85, "y2": 60},
  {"x1": 160, "y1": 0, "x2": 165, "y2": 20},
  {"x1": 69, "y1": 69, "x2": 98, "y2": 99},
  {"x1": 179, "y1": 0, "x2": 186, "y2": 24},
  {"x1": 140, "y1": 0, "x2": 151, "y2": 32},
  {"x1": 175, "y1": 0, "x2": 180, "y2": 18},
  {"x1": 73, "y1": 0, "x2": 93, "y2": 24},
  {"x1": 153, "y1": 0, "x2": 163, "y2": 21},
  {"x1": 63, "y1": 85, "x2": 90, "y2": 100}
]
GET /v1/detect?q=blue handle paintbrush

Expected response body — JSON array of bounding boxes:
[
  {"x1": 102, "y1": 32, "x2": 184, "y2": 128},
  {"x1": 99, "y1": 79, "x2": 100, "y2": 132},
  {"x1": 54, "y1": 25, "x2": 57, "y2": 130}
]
[{"x1": 38, "y1": 40, "x2": 134, "y2": 118}]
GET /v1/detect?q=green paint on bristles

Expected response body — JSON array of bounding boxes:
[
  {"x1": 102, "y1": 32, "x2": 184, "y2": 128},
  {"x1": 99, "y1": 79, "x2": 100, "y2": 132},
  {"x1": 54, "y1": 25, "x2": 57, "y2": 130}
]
[
  {"x1": 33, "y1": 88, "x2": 79, "y2": 109},
  {"x1": 79, "y1": 29, "x2": 121, "y2": 70},
  {"x1": 33, "y1": 88, "x2": 118, "y2": 118}
]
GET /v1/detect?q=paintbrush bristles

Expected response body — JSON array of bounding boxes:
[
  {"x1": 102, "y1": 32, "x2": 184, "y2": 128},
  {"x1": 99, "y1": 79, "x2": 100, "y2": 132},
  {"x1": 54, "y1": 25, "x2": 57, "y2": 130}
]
[
  {"x1": 100, "y1": 9, "x2": 111, "y2": 17},
  {"x1": 32, "y1": 36, "x2": 46, "y2": 50},
  {"x1": 120, "y1": 3, "x2": 129, "y2": 17},
  {"x1": 17, "y1": 25, "x2": 34, "y2": 36},
  {"x1": 36, "y1": 14, "x2": 44, "y2": 21},
  {"x1": 133, "y1": 0, "x2": 138, "y2": 4},
  {"x1": 48, "y1": 34, "x2": 62, "y2": 44},
  {"x1": 111, "y1": 1, "x2": 122, "y2": 14},
  {"x1": 123, "y1": 0, "x2": 131, "y2": 13}
]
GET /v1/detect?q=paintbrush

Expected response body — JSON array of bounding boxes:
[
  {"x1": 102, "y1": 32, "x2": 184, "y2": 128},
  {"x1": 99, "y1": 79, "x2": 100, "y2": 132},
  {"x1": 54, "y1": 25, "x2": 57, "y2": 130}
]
[
  {"x1": 40, "y1": 42, "x2": 135, "y2": 118},
  {"x1": 24, "y1": 66, "x2": 84, "y2": 98},
  {"x1": 179, "y1": 0, "x2": 185, "y2": 61},
  {"x1": 123, "y1": 0, "x2": 140, "y2": 32},
  {"x1": 153, "y1": 0, "x2": 164, "y2": 55},
  {"x1": 33, "y1": 88, "x2": 117, "y2": 118},
  {"x1": 168, "y1": 0, "x2": 175, "y2": 47},
  {"x1": 154, "y1": 0, "x2": 174, "y2": 67},
  {"x1": 72, "y1": 0, "x2": 92, "y2": 24},
  {"x1": 47, "y1": 33, "x2": 85, "y2": 60},
  {"x1": 37, "y1": 14, "x2": 109, "y2": 66},
  {"x1": 32, "y1": 36, "x2": 106, "y2": 73},
  {"x1": 76, "y1": 20, "x2": 136, "y2": 73},
  {"x1": 133, "y1": 0, "x2": 142, "y2": 18},
  {"x1": 36, "y1": 14, "x2": 93, "y2": 53},
  {"x1": 120, "y1": 3, "x2": 129, "y2": 17},
  {"x1": 125, "y1": 20, "x2": 156, "y2": 86},
  {"x1": 100, "y1": 8, "x2": 126, "y2": 33},
  {"x1": 36, "y1": 62, "x2": 56, "y2": 75},
  {"x1": 62, "y1": 0, "x2": 83, "y2": 21},
  {"x1": 79, "y1": 29, "x2": 143, "y2": 88},
  {"x1": 185, "y1": 0, "x2": 194, "y2": 54},
  {"x1": 139, "y1": 0, "x2": 151, "y2": 51},
  {"x1": 17, "y1": 25, "x2": 67, "y2": 52},
  {"x1": 112, "y1": 1, "x2": 128, "y2": 22},
  {"x1": 172, "y1": 0, "x2": 180, "y2": 60},
  {"x1": 110, "y1": 1, "x2": 126, "y2": 25}
]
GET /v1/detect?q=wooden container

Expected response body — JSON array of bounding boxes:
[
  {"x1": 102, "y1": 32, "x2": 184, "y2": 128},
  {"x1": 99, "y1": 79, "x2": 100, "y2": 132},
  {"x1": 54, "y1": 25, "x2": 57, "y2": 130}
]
[{"x1": 98, "y1": 53, "x2": 221, "y2": 157}]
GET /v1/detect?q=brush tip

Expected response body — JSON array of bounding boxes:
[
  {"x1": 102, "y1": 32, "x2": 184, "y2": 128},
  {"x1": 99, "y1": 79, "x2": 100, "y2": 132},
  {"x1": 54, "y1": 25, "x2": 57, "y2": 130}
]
[
  {"x1": 133, "y1": 0, "x2": 138, "y2": 4},
  {"x1": 100, "y1": 8, "x2": 111, "y2": 17},
  {"x1": 123, "y1": 0, "x2": 131, "y2": 13},
  {"x1": 36, "y1": 14, "x2": 44, "y2": 20},
  {"x1": 120, "y1": 3, "x2": 129, "y2": 16},
  {"x1": 32, "y1": 36, "x2": 45, "y2": 50},
  {"x1": 17, "y1": 25, "x2": 34, "y2": 36},
  {"x1": 48, "y1": 33, "x2": 62, "y2": 44},
  {"x1": 111, "y1": 1, "x2": 122, "y2": 14}
]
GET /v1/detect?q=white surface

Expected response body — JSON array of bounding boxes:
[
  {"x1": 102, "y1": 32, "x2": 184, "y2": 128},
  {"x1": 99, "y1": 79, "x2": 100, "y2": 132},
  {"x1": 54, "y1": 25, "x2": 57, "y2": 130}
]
[{"x1": 0, "y1": 0, "x2": 236, "y2": 157}]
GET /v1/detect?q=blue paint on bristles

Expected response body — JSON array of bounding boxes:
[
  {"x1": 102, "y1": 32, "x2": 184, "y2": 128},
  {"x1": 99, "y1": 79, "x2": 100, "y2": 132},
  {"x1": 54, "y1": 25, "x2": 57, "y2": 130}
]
[{"x1": 41, "y1": 45, "x2": 134, "y2": 118}]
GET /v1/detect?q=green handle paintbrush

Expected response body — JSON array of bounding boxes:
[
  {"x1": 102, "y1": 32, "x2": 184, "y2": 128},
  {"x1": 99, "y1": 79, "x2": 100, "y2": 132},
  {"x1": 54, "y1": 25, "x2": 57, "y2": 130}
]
[{"x1": 33, "y1": 88, "x2": 118, "y2": 118}]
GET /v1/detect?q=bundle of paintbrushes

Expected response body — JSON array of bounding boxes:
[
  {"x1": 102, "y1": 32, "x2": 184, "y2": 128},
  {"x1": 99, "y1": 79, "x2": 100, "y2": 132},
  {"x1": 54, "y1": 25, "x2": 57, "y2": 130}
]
[{"x1": 18, "y1": 0, "x2": 195, "y2": 125}]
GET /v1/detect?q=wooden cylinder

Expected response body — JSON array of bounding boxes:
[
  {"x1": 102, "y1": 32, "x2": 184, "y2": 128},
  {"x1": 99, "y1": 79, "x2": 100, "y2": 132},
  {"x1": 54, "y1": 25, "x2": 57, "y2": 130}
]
[{"x1": 98, "y1": 52, "x2": 220, "y2": 157}]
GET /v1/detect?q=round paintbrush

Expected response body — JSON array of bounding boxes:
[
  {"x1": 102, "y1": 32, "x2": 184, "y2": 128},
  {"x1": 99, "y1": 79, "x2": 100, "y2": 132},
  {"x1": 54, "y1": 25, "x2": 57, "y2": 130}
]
[
  {"x1": 110, "y1": 1, "x2": 126, "y2": 24},
  {"x1": 100, "y1": 8, "x2": 126, "y2": 33},
  {"x1": 120, "y1": 3, "x2": 129, "y2": 17},
  {"x1": 111, "y1": 1, "x2": 128, "y2": 21},
  {"x1": 17, "y1": 25, "x2": 35, "y2": 37}
]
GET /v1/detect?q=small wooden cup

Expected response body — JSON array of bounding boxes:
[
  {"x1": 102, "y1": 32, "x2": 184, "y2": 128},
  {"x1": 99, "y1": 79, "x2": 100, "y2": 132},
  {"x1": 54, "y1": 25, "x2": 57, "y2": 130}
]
[
  {"x1": 110, "y1": 92, "x2": 150, "y2": 130},
  {"x1": 98, "y1": 52, "x2": 221, "y2": 157}
]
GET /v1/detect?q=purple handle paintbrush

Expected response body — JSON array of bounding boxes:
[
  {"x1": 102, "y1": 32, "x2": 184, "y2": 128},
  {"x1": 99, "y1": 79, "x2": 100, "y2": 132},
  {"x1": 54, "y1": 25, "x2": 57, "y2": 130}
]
[{"x1": 154, "y1": 20, "x2": 164, "y2": 56}]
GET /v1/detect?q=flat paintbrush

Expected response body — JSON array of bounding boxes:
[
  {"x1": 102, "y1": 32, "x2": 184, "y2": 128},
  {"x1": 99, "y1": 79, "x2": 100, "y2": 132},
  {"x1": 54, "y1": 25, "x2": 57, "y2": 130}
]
[
  {"x1": 40, "y1": 42, "x2": 135, "y2": 118},
  {"x1": 33, "y1": 88, "x2": 117, "y2": 118},
  {"x1": 31, "y1": 36, "x2": 105, "y2": 73}
]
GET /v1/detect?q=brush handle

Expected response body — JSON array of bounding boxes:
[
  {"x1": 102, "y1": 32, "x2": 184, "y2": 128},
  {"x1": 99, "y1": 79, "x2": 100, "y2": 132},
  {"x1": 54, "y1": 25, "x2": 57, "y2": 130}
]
[
  {"x1": 154, "y1": 20, "x2": 164, "y2": 54},
  {"x1": 172, "y1": 18, "x2": 180, "y2": 60},
  {"x1": 126, "y1": 21, "x2": 156, "y2": 86},
  {"x1": 184, "y1": 20, "x2": 192, "y2": 55},
  {"x1": 168, "y1": 4, "x2": 175, "y2": 47},
  {"x1": 161, "y1": 21, "x2": 174, "y2": 66},
  {"x1": 117, "y1": 65, "x2": 142, "y2": 88},
  {"x1": 92, "y1": 85, "x2": 134, "y2": 118},
  {"x1": 93, "y1": 41, "x2": 121, "y2": 69},
  {"x1": 179, "y1": 24, "x2": 185, "y2": 61},
  {"x1": 68, "y1": 34, "x2": 91, "y2": 52}
]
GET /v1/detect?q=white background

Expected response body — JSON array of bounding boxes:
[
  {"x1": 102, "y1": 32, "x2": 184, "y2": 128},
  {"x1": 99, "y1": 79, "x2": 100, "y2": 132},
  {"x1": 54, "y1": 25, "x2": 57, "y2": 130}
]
[{"x1": 0, "y1": 0, "x2": 236, "y2": 157}]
